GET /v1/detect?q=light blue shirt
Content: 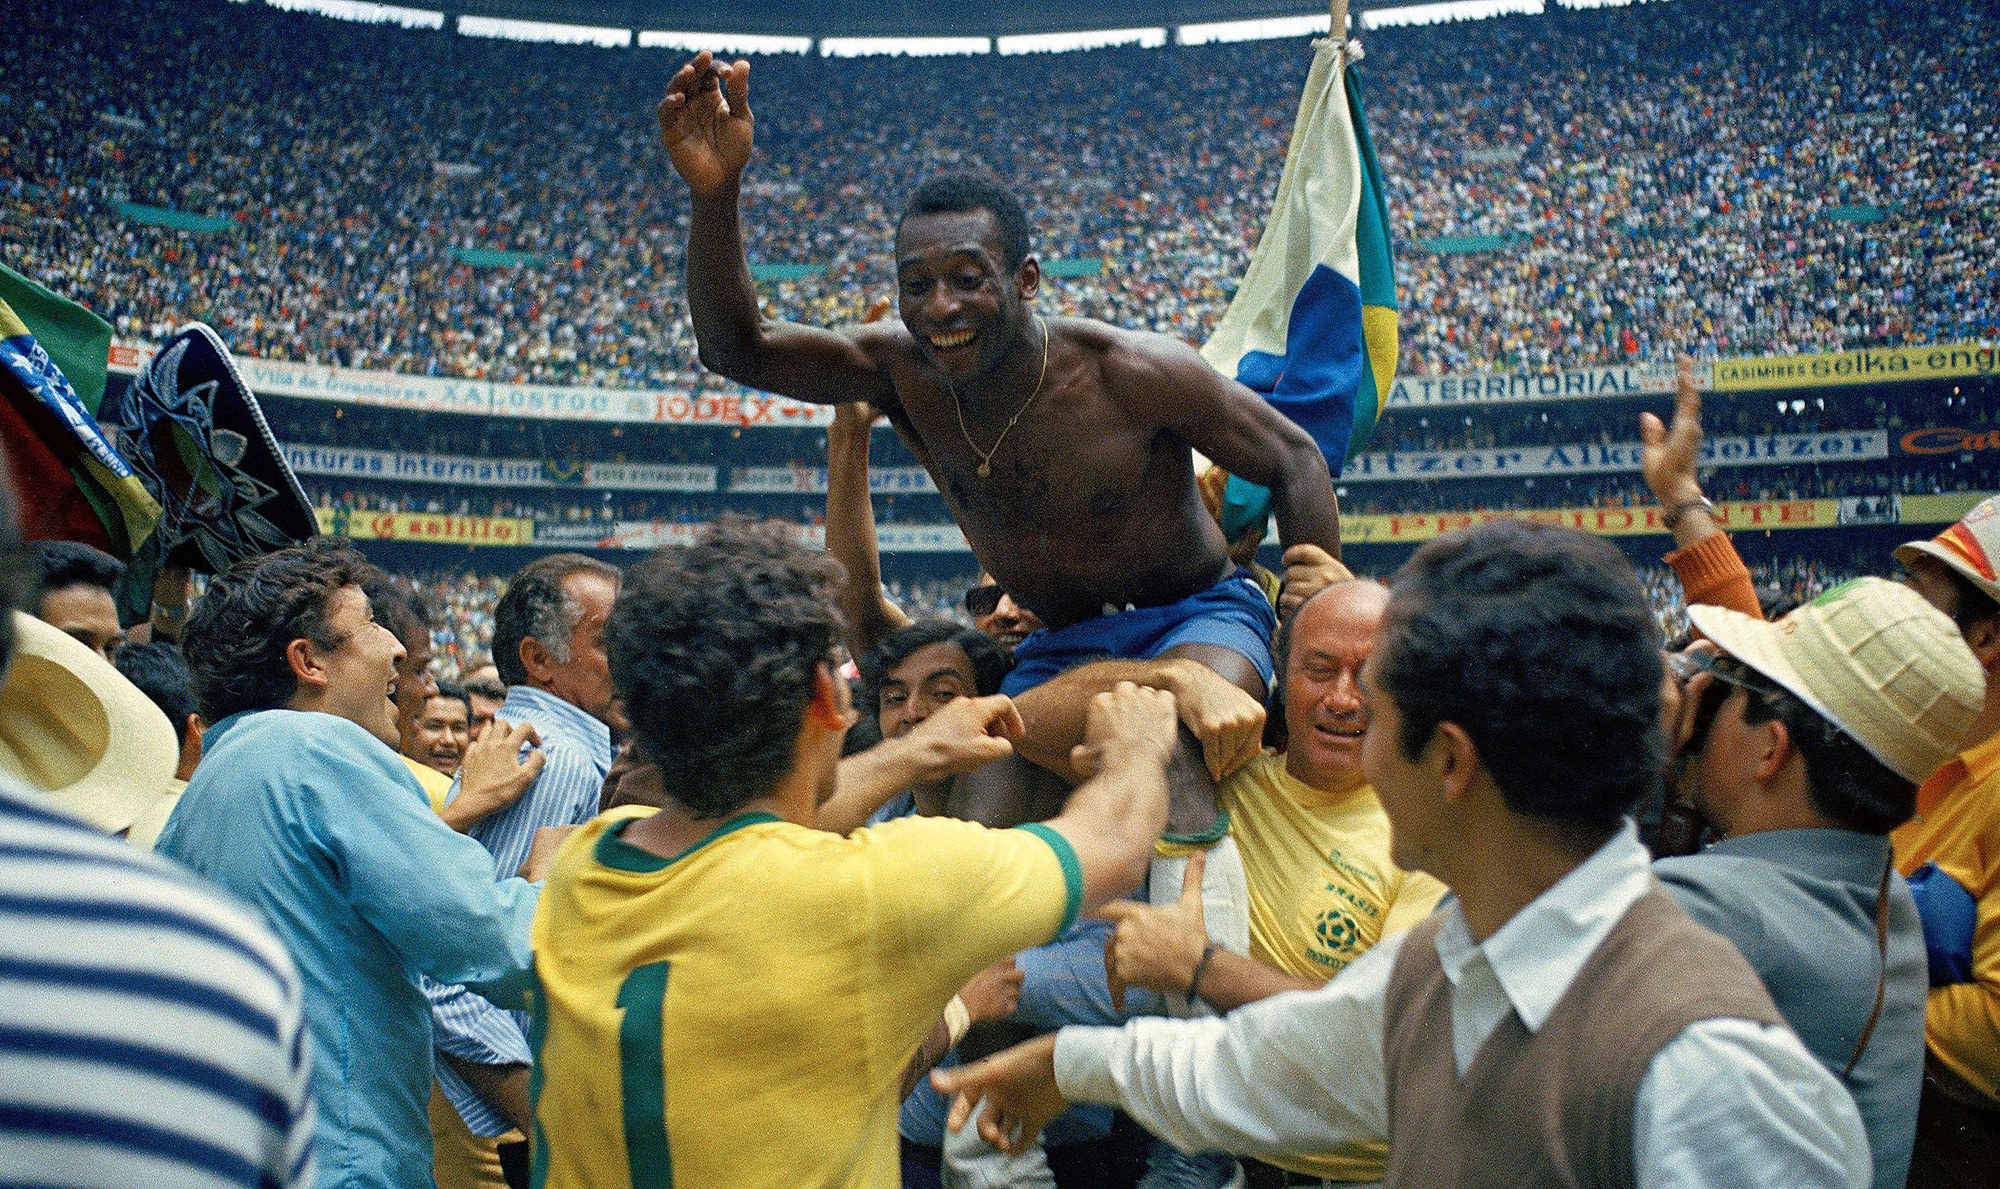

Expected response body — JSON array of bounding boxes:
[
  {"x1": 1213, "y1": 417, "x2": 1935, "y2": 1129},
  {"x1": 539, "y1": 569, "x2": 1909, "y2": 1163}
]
[
  {"x1": 158, "y1": 710, "x2": 538, "y2": 1189},
  {"x1": 429, "y1": 684, "x2": 613, "y2": 1135}
]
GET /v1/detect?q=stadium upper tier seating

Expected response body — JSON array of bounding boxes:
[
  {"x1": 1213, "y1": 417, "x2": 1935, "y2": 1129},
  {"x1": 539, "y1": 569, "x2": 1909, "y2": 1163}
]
[{"x1": 5, "y1": 0, "x2": 1992, "y2": 388}]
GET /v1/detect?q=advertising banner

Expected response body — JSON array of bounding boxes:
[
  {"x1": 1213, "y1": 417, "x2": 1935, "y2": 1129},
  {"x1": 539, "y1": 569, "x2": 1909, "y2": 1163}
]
[
  {"x1": 1713, "y1": 343, "x2": 1998, "y2": 392},
  {"x1": 1836, "y1": 495, "x2": 1900, "y2": 526},
  {"x1": 109, "y1": 340, "x2": 833, "y2": 428},
  {"x1": 109, "y1": 338, "x2": 1994, "y2": 423},
  {"x1": 595, "y1": 521, "x2": 971, "y2": 553},
  {"x1": 1900, "y1": 493, "x2": 2000, "y2": 526},
  {"x1": 1899, "y1": 426, "x2": 2000, "y2": 455},
  {"x1": 531, "y1": 523, "x2": 627, "y2": 546},
  {"x1": 1343, "y1": 431, "x2": 1886, "y2": 481},
  {"x1": 1339, "y1": 500, "x2": 1839, "y2": 545},
  {"x1": 1387, "y1": 362, "x2": 1676, "y2": 408},
  {"x1": 315, "y1": 508, "x2": 536, "y2": 546},
  {"x1": 728, "y1": 465, "x2": 937, "y2": 494},
  {"x1": 286, "y1": 444, "x2": 717, "y2": 492},
  {"x1": 307, "y1": 491, "x2": 2000, "y2": 552}
]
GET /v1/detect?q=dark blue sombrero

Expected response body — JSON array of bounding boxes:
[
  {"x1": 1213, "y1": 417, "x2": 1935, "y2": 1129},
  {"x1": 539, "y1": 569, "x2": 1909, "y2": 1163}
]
[{"x1": 105, "y1": 323, "x2": 316, "y2": 580}]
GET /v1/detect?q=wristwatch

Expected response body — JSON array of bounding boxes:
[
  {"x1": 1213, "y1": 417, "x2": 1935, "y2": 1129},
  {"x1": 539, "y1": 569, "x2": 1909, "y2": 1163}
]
[{"x1": 1660, "y1": 496, "x2": 1716, "y2": 530}]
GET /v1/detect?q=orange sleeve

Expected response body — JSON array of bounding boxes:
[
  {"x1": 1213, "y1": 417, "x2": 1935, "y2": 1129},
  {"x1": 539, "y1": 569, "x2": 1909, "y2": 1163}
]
[{"x1": 1665, "y1": 532, "x2": 1763, "y2": 620}]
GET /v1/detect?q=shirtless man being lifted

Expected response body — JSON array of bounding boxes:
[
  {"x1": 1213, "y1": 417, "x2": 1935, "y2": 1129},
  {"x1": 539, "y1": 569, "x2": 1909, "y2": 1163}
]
[{"x1": 660, "y1": 53, "x2": 1344, "y2": 833}]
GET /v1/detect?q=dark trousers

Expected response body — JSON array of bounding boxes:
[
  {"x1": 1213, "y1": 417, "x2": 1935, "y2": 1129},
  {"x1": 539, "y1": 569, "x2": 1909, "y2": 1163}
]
[
  {"x1": 1905, "y1": 1057, "x2": 2000, "y2": 1189},
  {"x1": 899, "y1": 1111, "x2": 1153, "y2": 1189}
]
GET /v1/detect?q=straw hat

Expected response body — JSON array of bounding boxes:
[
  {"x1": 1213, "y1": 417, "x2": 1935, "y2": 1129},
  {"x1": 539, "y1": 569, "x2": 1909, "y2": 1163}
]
[
  {"x1": 0, "y1": 611, "x2": 179, "y2": 832},
  {"x1": 1895, "y1": 496, "x2": 2000, "y2": 604},
  {"x1": 1686, "y1": 577, "x2": 1983, "y2": 783}
]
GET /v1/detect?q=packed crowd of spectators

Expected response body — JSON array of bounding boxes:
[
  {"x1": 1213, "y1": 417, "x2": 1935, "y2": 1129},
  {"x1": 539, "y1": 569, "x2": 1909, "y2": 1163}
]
[
  {"x1": 298, "y1": 450, "x2": 1997, "y2": 527},
  {"x1": 400, "y1": 566, "x2": 980, "y2": 680},
  {"x1": 263, "y1": 389, "x2": 1919, "y2": 463},
  {"x1": 7, "y1": 0, "x2": 1994, "y2": 393},
  {"x1": 309, "y1": 484, "x2": 716, "y2": 525},
  {"x1": 1371, "y1": 390, "x2": 1896, "y2": 453},
  {"x1": 268, "y1": 401, "x2": 718, "y2": 466},
  {"x1": 399, "y1": 552, "x2": 1875, "y2": 682}
]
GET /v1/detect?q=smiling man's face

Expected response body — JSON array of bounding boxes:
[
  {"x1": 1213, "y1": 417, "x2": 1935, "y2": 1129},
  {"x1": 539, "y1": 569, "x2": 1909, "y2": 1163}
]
[
  {"x1": 895, "y1": 207, "x2": 1036, "y2": 387},
  {"x1": 312, "y1": 585, "x2": 407, "y2": 748},
  {"x1": 1283, "y1": 582, "x2": 1390, "y2": 795}
]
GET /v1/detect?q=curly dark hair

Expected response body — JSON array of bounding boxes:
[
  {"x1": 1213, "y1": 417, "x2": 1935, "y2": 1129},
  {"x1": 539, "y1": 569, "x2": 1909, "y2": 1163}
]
[
  {"x1": 492, "y1": 553, "x2": 620, "y2": 686},
  {"x1": 899, "y1": 174, "x2": 1033, "y2": 269},
  {"x1": 182, "y1": 538, "x2": 381, "y2": 724},
  {"x1": 1375, "y1": 521, "x2": 1666, "y2": 828},
  {"x1": 858, "y1": 618, "x2": 1012, "y2": 724},
  {"x1": 607, "y1": 521, "x2": 844, "y2": 818},
  {"x1": 359, "y1": 570, "x2": 436, "y2": 649}
]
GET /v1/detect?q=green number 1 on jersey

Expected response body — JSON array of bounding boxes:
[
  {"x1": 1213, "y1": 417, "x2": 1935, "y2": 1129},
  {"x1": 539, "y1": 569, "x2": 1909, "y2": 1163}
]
[{"x1": 617, "y1": 962, "x2": 672, "y2": 1186}]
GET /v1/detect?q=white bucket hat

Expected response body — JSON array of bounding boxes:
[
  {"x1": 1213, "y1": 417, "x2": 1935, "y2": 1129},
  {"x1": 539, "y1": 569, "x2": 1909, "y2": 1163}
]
[
  {"x1": 0, "y1": 611, "x2": 179, "y2": 832},
  {"x1": 1687, "y1": 577, "x2": 1984, "y2": 783},
  {"x1": 1894, "y1": 496, "x2": 2000, "y2": 604}
]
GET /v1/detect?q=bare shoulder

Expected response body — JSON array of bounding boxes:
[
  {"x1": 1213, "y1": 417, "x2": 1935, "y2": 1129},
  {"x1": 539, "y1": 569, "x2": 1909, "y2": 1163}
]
[
  {"x1": 1083, "y1": 321, "x2": 1228, "y2": 410},
  {"x1": 850, "y1": 318, "x2": 916, "y2": 362}
]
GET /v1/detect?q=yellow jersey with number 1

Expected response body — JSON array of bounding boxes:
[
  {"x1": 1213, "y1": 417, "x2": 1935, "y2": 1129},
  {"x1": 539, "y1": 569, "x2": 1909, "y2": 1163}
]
[{"x1": 528, "y1": 805, "x2": 1081, "y2": 1189}]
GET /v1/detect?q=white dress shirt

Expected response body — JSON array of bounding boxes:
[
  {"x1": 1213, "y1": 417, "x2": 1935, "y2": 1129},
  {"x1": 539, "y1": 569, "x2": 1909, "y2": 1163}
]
[{"x1": 1054, "y1": 822, "x2": 1871, "y2": 1189}]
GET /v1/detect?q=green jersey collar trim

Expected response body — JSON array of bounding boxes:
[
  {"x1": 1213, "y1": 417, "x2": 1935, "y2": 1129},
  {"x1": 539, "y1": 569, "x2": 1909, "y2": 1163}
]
[
  {"x1": 1015, "y1": 822, "x2": 1084, "y2": 936},
  {"x1": 1161, "y1": 809, "x2": 1232, "y2": 847},
  {"x1": 595, "y1": 811, "x2": 784, "y2": 873}
]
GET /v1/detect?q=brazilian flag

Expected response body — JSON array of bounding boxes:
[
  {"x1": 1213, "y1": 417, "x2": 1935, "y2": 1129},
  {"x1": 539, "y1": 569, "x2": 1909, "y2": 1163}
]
[{"x1": 1201, "y1": 40, "x2": 1399, "y2": 538}]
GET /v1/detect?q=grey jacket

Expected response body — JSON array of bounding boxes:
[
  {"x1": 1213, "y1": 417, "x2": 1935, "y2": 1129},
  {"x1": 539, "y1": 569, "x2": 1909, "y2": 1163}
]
[{"x1": 1656, "y1": 828, "x2": 1924, "y2": 1189}]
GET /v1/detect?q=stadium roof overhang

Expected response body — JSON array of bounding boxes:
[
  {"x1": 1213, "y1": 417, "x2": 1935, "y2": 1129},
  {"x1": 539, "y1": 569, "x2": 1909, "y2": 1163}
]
[{"x1": 437, "y1": 0, "x2": 1415, "y2": 40}]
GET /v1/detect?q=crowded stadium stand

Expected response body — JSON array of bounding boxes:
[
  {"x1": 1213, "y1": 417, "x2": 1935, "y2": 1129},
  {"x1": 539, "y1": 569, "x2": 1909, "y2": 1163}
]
[
  {"x1": 9, "y1": 1, "x2": 2000, "y2": 1187},
  {"x1": 5, "y1": 0, "x2": 1995, "y2": 656}
]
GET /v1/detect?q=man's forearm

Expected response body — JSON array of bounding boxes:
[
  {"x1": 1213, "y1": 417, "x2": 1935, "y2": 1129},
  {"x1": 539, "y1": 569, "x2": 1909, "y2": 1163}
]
[
  {"x1": 1054, "y1": 1007, "x2": 1378, "y2": 1165},
  {"x1": 686, "y1": 187, "x2": 765, "y2": 378},
  {"x1": 1048, "y1": 739, "x2": 1172, "y2": 910},
  {"x1": 1268, "y1": 443, "x2": 1343, "y2": 559},
  {"x1": 825, "y1": 410, "x2": 907, "y2": 658},
  {"x1": 1011, "y1": 659, "x2": 1192, "y2": 779},
  {"x1": 1193, "y1": 949, "x2": 1326, "y2": 1014},
  {"x1": 817, "y1": 735, "x2": 937, "y2": 835}
]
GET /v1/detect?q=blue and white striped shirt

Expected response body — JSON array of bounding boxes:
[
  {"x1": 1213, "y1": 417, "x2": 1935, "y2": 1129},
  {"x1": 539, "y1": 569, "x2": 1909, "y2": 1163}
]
[
  {"x1": 0, "y1": 778, "x2": 316, "y2": 1189},
  {"x1": 429, "y1": 684, "x2": 612, "y2": 1135}
]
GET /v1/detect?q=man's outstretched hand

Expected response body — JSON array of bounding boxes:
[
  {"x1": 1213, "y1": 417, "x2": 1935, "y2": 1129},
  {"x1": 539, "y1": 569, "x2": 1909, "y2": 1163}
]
[
  {"x1": 657, "y1": 51, "x2": 753, "y2": 198},
  {"x1": 933, "y1": 1033, "x2": 1067, "y2": 1156},
  {"x1": 1639, "y1": 356, "x2": 1705, "y2": 507}
]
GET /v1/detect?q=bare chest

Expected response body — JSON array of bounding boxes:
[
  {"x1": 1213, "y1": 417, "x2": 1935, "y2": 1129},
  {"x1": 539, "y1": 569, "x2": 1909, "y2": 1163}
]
[{"x1": 895, "y1": 376, "x2": 1181, "y2": 536}]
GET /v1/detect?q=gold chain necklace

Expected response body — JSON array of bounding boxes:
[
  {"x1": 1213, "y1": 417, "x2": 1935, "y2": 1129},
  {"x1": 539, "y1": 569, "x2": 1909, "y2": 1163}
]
[{"x1": 947, "y1": 315, "x2": 1050, "y2": 479}]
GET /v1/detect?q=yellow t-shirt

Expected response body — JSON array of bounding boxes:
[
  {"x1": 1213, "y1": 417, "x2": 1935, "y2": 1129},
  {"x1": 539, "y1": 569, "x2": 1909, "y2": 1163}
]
[
  {"x1": 1224, "y1": 752, "x2": 1447, "y2": 980},
  {"x1": 1221, "y1": 752, "x2": 1448, "y2": 1183},
  {"x1": 402, "y1": 754, "x2": 455, "y2": 815},
  {"x1": 1893, "y1": 731, "x2": 2000, "y2": 1109},
  {"x1": 529, "y1": 806, "x2": 1081, "y2": 1189}
]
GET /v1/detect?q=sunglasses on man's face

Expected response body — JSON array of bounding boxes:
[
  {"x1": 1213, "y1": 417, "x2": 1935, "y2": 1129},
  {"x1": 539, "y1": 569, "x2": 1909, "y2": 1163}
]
[
  {"x1": 1672, "y1": 650, "x2": 1784, "y2": 754},
  {"x1": 964, "y1": 583, "x2": 1003, "y2": 618}
]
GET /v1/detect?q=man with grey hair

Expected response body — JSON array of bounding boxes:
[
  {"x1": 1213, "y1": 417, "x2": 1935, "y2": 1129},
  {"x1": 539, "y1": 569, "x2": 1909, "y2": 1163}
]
[{"x1": 427, "y1": 553, "x2": 621, "y2": 1184}]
